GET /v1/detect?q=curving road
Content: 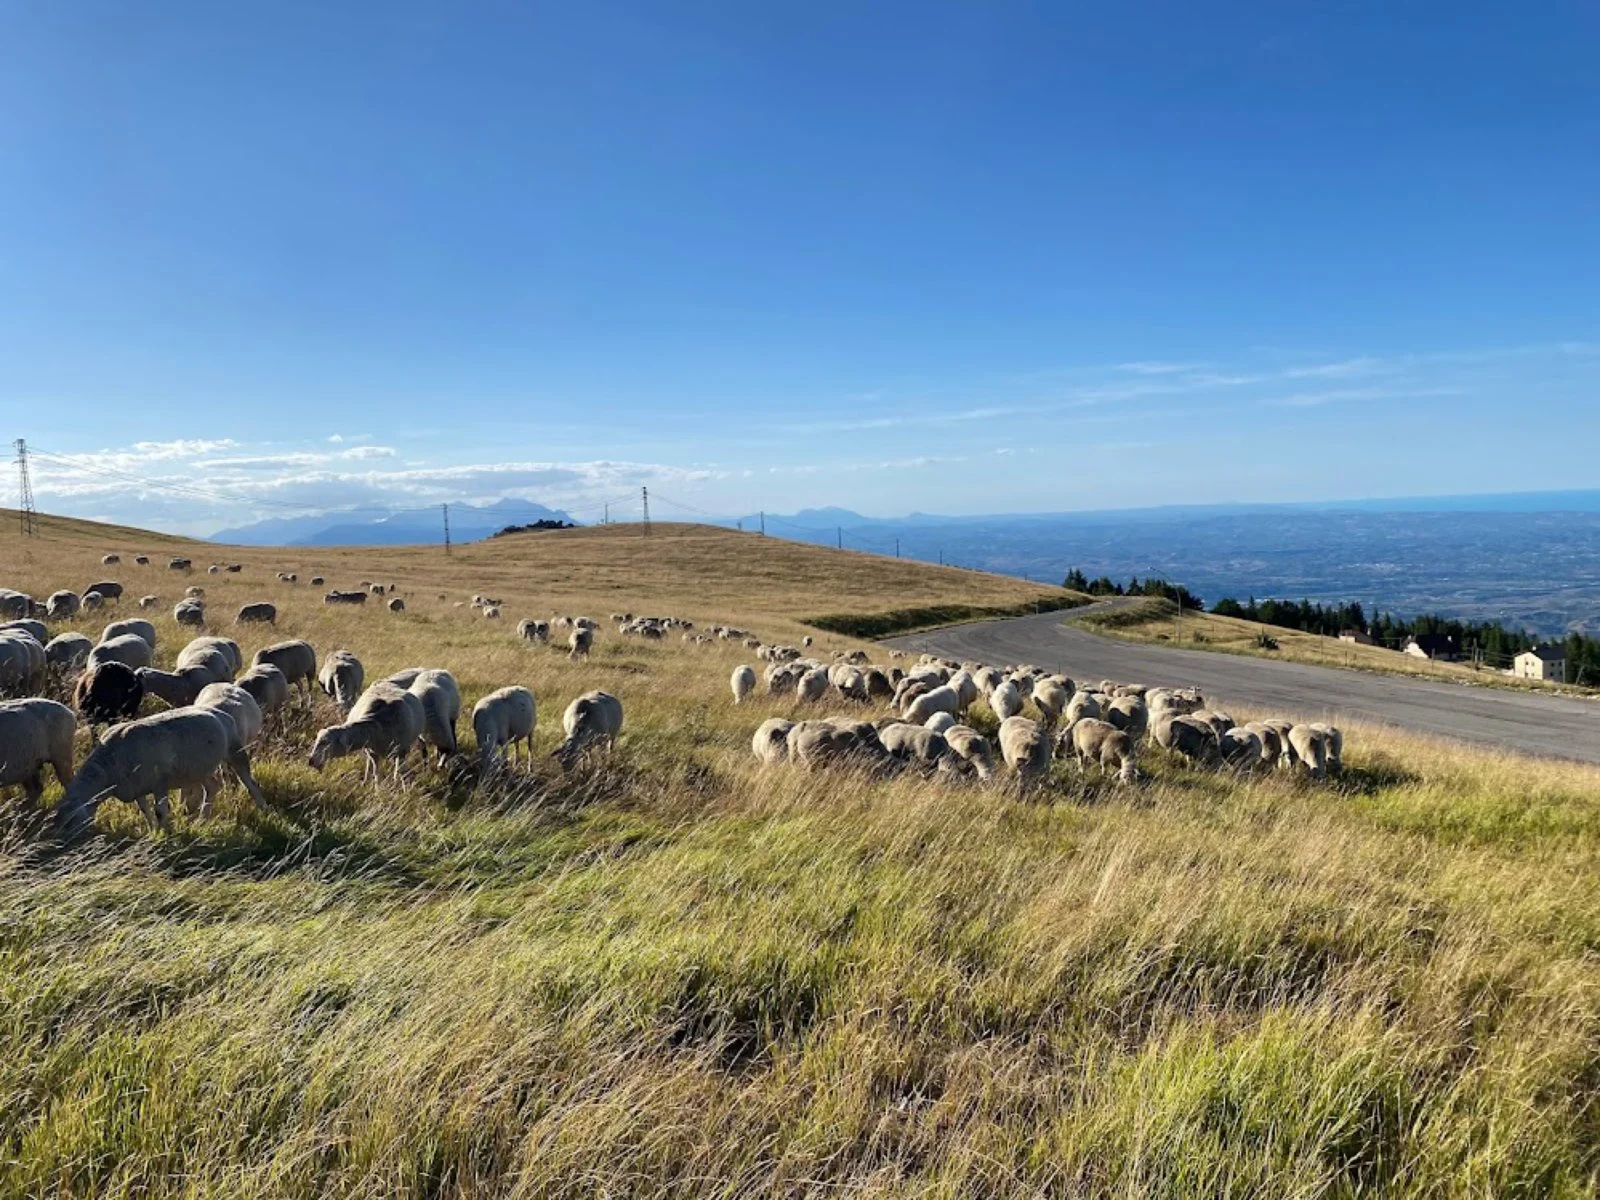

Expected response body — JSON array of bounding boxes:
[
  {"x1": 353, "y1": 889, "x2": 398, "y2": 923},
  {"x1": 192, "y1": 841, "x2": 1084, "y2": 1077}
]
[{"x1": 883, "y1": 606, "x2": 1600, "y2": 765}]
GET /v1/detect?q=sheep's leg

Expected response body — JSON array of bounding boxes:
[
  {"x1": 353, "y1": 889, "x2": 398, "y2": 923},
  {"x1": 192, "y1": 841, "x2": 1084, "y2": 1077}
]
[
  {"x1": 22, "y1": 772, "x2": 44, "y2": 807},
  {"x1": 182, "y1": 784, "x2": 204, "y2": 816},
  {"x1": 152, "y1": 792, "x2": 174, "y2": 833},
  {"x1": 231, "y1": 751, "x2": 268, "y2": 809},
  {"x1": 136, "y1": 794, "x2": 158, "y2": 827}
]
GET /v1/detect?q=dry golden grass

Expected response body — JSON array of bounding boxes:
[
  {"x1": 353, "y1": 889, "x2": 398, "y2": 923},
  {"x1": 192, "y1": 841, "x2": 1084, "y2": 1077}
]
[
  {"x1": 1073, "y1": 596, "x2": 1592, "y2": 695},
  {"x1": 2, "y1": 513, "x2": 1599, "y2": 1197}
]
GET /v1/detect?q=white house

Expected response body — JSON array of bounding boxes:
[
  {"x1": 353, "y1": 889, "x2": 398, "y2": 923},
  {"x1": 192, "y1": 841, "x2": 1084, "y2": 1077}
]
[{"x1": 1513, "y1": 645, "x2": 1566, "y2": 682}]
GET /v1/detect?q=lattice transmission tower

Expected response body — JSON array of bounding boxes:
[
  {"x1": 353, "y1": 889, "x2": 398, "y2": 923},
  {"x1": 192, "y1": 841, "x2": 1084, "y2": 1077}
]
[{"x1": 14, "y1": 438, "x2": 38, "y2": 538}]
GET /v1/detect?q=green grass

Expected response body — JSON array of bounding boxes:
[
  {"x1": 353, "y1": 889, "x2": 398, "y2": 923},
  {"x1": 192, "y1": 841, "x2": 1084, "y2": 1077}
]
[{"x1": 2, "y1": 514, "x2": 1599, "y2": 1197}]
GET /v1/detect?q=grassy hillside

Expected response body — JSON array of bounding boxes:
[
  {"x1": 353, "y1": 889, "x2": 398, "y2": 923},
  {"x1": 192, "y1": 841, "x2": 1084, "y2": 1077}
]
[
  {"x1": 3, "y1": 514, "x2": 1599, "y2": 1197},
  {"x1": 1069, "y1": 596, "x2": 1596, "y2": 694}
]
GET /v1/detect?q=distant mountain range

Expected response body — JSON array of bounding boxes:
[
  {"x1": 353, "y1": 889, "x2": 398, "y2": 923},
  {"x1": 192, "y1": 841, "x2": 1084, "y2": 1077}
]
[
  {"x1": 212, "y1": 499, "x2": 574, "y2": 546},
  {"x1": 208, "y1": 489, "x2": 1600, "y2": 635}
]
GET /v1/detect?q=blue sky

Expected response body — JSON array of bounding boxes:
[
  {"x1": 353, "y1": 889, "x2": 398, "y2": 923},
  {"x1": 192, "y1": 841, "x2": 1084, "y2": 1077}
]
[{"x1": 2, "y1": 1, "x2": 1597, "y2": 534}]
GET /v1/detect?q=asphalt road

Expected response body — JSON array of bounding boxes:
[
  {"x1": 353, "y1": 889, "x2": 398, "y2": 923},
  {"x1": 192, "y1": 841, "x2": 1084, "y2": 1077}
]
[{"x1": 883, "y1": 606, "x2": 1600, "y2": 765}]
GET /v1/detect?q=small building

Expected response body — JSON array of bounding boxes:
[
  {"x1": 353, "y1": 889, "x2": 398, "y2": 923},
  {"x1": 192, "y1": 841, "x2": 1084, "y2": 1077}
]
[
  {"x1": 1513, "y1": 645, "x2": 1566, "y2": 682},
  {"x1": 1403, "y1": 633, "x2": 1459, "y2": 661},
  {"x1": 1339, "y1": 628, "x2": 1374, "y2": 646}
]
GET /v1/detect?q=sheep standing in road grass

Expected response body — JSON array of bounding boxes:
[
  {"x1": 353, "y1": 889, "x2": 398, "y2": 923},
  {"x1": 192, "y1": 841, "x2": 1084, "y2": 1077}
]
[
  {"x1": 473, "y1": 686, "x2": 536, "y2": 770},
  {"x1": 0, "y1": 698, "x2": 76, "y2": 804},
  {"x1": 731, "y1": 665, "x2": 756, "y2": 705},
  {"x1": 309, "y1": 682, "x2": 425, "y2": 781},
  {"x1": 553, "y1": 691, "x2": 623, "y2": 770}
]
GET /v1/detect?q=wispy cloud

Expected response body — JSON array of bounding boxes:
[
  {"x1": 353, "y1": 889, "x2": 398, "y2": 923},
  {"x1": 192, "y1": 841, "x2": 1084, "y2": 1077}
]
[{"x1": 1264, "y1": 385, "x2": 1467, "y2": 408}]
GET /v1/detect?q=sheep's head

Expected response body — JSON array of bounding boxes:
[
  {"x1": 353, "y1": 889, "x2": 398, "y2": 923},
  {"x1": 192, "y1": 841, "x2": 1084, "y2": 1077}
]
[{"x1": 308, "y1": 727, "x2": 348, "y2": 770}]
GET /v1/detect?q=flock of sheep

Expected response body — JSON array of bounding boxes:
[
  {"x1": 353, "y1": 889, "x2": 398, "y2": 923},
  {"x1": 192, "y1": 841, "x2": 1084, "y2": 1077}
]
[
  {"x1": 0, "y1": 565, "x2": 626, "y2": 838},
  {"x1": 733, "y1": 645, "x2": 1344, "y2": 796},
  {"x1": 1, "y1": 548, "x2": 1347, "y2": 840}
]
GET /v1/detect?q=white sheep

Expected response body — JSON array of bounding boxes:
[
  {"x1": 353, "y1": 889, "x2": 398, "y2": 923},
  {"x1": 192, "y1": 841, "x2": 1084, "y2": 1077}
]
[
  {"x1": 44, "y1": 632, "x2": 93, "y2": 672},
  {"x1": 903, "y1": 684, "x2": 960, "y2": 726},
  {"x1": 0, "y1": 631, "x2": 47, "y2": 697},
  {"x1": 318, "y1": 650, "x2": 365, "y2": 714},
  {"x1": 252, "y1": 640, "x2": 316, "y2": 693},
  {"x1": 517, "y1": 618, "x2": 549, "y2": 643},
  {"x1": 567, "y1": 626, "x2": 593, "y2": 659},
  {"x1": 56, "y1": 708, "x2": 267, "y2": 836},
  {"x1": 1031, "y1": 677, "x2": 1070, "y2": 725},
  {"x1": 195, "y1": 682, "x2": 265, "y2": 749},
  {"x1": 472, "y1": 685, "x2": 536, "y2": 769},
  {"x1": 731, "y1": 665, "x2": 757, "y2": 705},
  {"x1": 0, "y1": 698, "x2": 76, "y2": 804},
  {"x1": 1065, "y1": 718, "x2": 1137, "y2": 783},
  {"x1": 102, "y1": 618, "x2": 157, "y2": 650},
  {"x1": 404, "y1": 668, "x2": 461, "y2": 762},
  {"x1": 387, "y1": 597, "x2": 405, "y2": 613},
  {"x1": 989, "y1": 680, "x2": 1024, "y2": 722},
  {"x1": 2, "y1": 618, "x2": 48, "y2": 644},
  {"x1": 86, "y1": 633, "x2": 153, "y2": 672},
  {"x1": 798, "y1": 666, "x2": 830, "y2": 703},
  {"x1": 924, "y1": 711, "x2": 956, "y2": 734},
  {"x1": 46, "y1": 590, "x2": 81, "y2": 620},
  {"x1": 309, "y1": 682, "x2": 426, "y2": 780},
  {"x1": 998, "y1": 716, "x2": 1051, "y2": 797},
  {"x1": 236, "y1": 663, "x2": 291, "y2": 716},
  {"x1": 751, "y1": 717, "x2": 794, "y2": 764},
  {"x1": 173, "y1": 599, "x2": 205, "y2": 628},
  {"x1": 138, "y1": 595, "x2": 159, "y2": 609},
  {"x1": 553, "y1": 690, "x2": 623, "y2": 770},
  {"x1": 943, "y1": 724, "x2": 996, "y2": 781},
  {"x1": 235, "y1": 601, "x2": 277, "y2": 626},
  {"x1": 182, "y1": 636, "x2": 242, "y2": 676}
]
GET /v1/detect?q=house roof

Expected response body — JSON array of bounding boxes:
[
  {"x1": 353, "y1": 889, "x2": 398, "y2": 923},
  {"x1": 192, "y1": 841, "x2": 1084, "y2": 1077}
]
[{"x1": 1521, "y1": 644, "x2": 1566, "y2": 661}]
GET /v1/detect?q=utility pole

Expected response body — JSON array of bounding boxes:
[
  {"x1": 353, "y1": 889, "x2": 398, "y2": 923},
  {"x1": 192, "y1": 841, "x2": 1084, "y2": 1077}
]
[
  {"x1": 14, "y1": 439, "x2": 37, "y2": 538},
  {"x1": 938, "y1": 548, "x2": 943, "y2": 565},
  {"x1": 603, "y1": 502, "x2": 609, "y2": 526},
  {"x1": 895, "y1": 537, "x2": 899, "y2": 558},
  {"x1": 642, "y1": 487, "x2": 650, "y2": 535},
  {"x1": 759, "y1": 511, "x2": 765, "y2": 535},
  {"x1": 442, "y1": 503, "x2": 451, "y2": 555},
  {"x1": 836, "y1": 526, "x2": 841, "y2": 549}
]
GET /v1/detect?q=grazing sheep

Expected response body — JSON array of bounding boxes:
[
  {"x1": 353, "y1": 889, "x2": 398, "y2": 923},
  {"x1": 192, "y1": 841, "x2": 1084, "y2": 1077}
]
[
  {"x1": 731, "y1": 665, "x2": 756, "y2": 705},
  {"x1": 46, "y1": 590, "x2": 81, "y2": 620},
  {"x1": 0, "y1": 590, "x2": 32, "y2": 619},
  {"x1": 86, "y1": 633, "x2": 153, "y2": 672},
  {"x1": 2, "y1": 618, "x2": 49, "y2": 645},
  {"x1": 235, "y1": 601, "x2": 277, "y2": 626},
  {"x1": 1286, "y1": 725, "x2": 1329, "y2": 779},
  {"x1": 801, "y1": 635, "x2": 814, "y2": 648},
  {"x1": 236, "y1": 663, "x2": 291, "y2": 716},
  {"x1": 309, "y1": 682, "x2": 426, "y2": 780},
  {"x1": 903, "y1": 684, "x2": 960, "y2": 726},
  {"x1": 1066, "y1": 718, "x2": 1138, "y2": 782},
  {"x1": 553, "y1": 691, "x2": 623, "y2": 770},
  {"x1": 483, "y1": 606, "x2": 502, "y2": 620},
  {"x1": 85, "y1": 581, "x2": 123, "y2": 603},
  {"x1": 44, "y1": 632, "x2": 93, "y2": 672},
  {"x1": 943, "y1": 724, "x2": 996, "y2": 781},
  {"x1": 183, "y1": 636, "x2": 242, "y2": 676},
  {"x1": 0, "y1": 631, "x2": 46, "y2": 697},
  {"x1": 101, "y1": 554, "x2": 121, "y2": 565},
  {"x1": 324, "y1": 590, "x2": 367, "y2": 605},
  {"x1": 517, "y1": 619, "x2": 550, "y2": 643},
  {"x1": 1102, "y1": 696, "x2": 1149, "y2": 741},
  {"x1": 0, "y1": 698, "x2": 76, "y2": 804},
  {"x1": 1309, "y1": 723, "x2": 1344, "y2": 775},
  {"x1": 924, "y1": 711, "x2": 957, "y2": 734},
  {"x1": 134, "y1": 555, "x2": 149, "y2": 566},
  {"x1": 1031, "y1": 677, "x2": 1070, "y2": 725},
  {"x1": 567, "y1": 626, "x2": 593, "y2": 660},
  {"x1": 318, "y1": 650, "x2": 365, "y2": 713},
  {"x1": 1155, "y1": 714, "x2": 1221, "y2": 766},
  {"x1": 138, "y1": 595, "x2": 159, "y2": 609},
  {"x1": 797, "y1": 666, "x2": 830, "y2": 703},
  {"x1": 73, "y1": 660, "x2": 143, "y2": 730},
  {"x1": 102, "y1": 618, "x2": 156, "y2": 650},
  {"x1": 1063, "y1": 692, "x2": 1103, "y2": 728},
  {"x1": 310, "y1": 576, "x2": 324, "y2": 586},
  {"x1": 998, "y1": 716, "x2": 1052, "y2": 797},
  {"x1": 387, "y1": 597, "x2": 405, "y2": 613},
  {"x1": 878, "y1": 723, "x2": 953, "y2": 776},
  {"x1": 403, "y1": 669, "x2": 461, "y2": 763},
  {"x1": 1241, "y1": 722, "x2": 1284, "y2": 768},
  {"x1": 472, "y1": 686, "x2": 536, "y2": 769},
  {"x1": 751, "y1": 717, "x2": 795, "y2": 764},
  {"x1": 1191, "y1": 710, "x2": 1236, "y2": 743},
  {"x1": 136, "y1": 665, "x2": 222, "y2": 709},
  {"x1": 208, "y1": 565, "x2": 220, "y2": 575},
  {"x1": 863, "y1": 667, "x2": 894, "y2": 699},
  {"x1": 185, "y1": 586, "x2": 205, "y2": 599},
  {"x1": 81, "y1": 591, "x2": 105, "y2": 612},
  {"x1": 989, "y1": 680, "x2": 1024, "y2": 722},
  {"x1": 786, "y1": 719, "x2": 887, "y2": 773},
  {"x1": 168, "y1": 558, "x2": 192, "y2": 572},
  {"x1": 195, "y1": 682, "x2": 265, "y2": 749},
  {"x1": 252, "y1": 640, "x2": 316, "y2": 693},
  {"x1": 1219, "y1": 727, "x2": 1264, "y2": 772},
  {"x1": 56, "y1": 708, "x2": 267, "y2": 836},
  {"x1": 174, "y1": 599, "x2": 205, "y2": 628}
]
